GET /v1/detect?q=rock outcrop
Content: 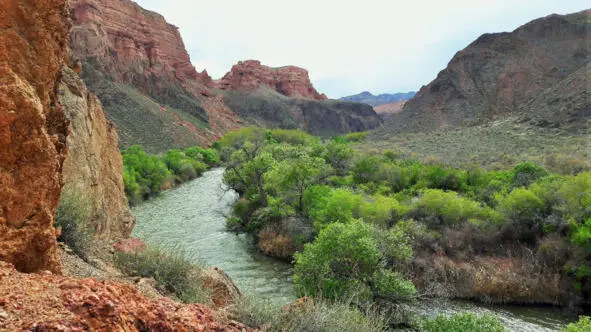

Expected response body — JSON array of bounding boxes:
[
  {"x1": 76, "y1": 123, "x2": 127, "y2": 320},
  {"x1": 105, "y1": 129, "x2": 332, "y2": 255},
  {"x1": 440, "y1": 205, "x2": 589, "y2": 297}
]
[
  {"x1": 59, "y1": 67, "x2": 135, "y2": 241},
  {"x1": 374, "y1": 100, "x2": 407, "y2": 120},
  {"x1": 0, "y1": 0, "x2": 70, "y2": 273},
  {"x1": 383, "y1": 9, "x2": 590, "y2": 133},
  {"x1": 69, "y1": 0, "x2": 240, "y2": 152},
  {"x1": 215, "y1": 60, "x2": 328, "y2": 100},
  {"x1": 0, "y1": 261, "x2": 253, "y2": 330}
]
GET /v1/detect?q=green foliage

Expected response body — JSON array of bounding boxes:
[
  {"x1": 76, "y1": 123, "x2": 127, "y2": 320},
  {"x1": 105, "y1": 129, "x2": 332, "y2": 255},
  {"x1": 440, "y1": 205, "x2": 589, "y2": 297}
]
[
  {"x1": 352, "y1": 155, "x2": 381, "y2": 184},
  {"x1": 512, "y1": 162, "x2": 548, "y2": 188},
  {"x1": 294, "y1": 221, "x2": 415, "y2": 302},
  {"x1": 421, "y1": 313, "x2": 504, "y2": 332},
  {"x1": 122, "y1": 145, "x2": 171, "y2": 203},
  {"x1": 423, "y1": 164, "x2": 466, "y2": 191},
  {"x1": 268, "y1": 128, "x2": 317, "y2": 146},
  {"x1": 412, "y1": 189, "x2": 496, "y2": 226},
  {"x1": 55, "y1": 186, "x2": 94, "y2": 260},
  {"x1": 344, "y1": 131, "x2": 369, "y2": 143},
  {"x1": 573, "y1": 218, "x2": 591, "y2": 247},
  {"x1": 358, "y1": 195, "x2": 405, "y2": 227},
  {"x1": 563, "y1": 316, "x2": 591, "y2": 332},
  {"x1": 309, "y1": 188, "x2": 363, "y2": 232},
  {"x1": 324, "y1": 140, "x2": 354, "y2": 175},
  {"x1": 122, "y1": 144, "x2": 213, "y2": 204},
  {"x1": 114, "y1": 247, "x2": 210, "y2": 304}
]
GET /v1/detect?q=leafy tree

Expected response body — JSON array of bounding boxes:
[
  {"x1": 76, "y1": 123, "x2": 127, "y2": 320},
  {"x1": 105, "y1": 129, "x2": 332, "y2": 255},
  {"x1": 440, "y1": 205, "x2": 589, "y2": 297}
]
[
  {"x1": 352, "y1": 155, "x2": 382, "y2": 184},
  {"x1": 324, "y1": 140, "x2": 354, "y2": 175},
  {"x1": 563, "y1": 316, "x2": 591, "y2": 332},
  {"x1": 512, "y1": 162, "x2": 548, "y2": 187},
  {"x1": 294, "y1": 221, "x2": 415, "y2": 302}
]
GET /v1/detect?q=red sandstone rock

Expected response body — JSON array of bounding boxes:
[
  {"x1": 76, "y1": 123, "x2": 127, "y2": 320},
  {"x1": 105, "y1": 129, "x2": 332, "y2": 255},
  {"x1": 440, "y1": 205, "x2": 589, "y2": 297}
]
[
  {"x1": 0, "y1": 0, "x2": 70, "y2": 273},
  {"x1": 215, "y1": 60, "x2": 328, "y2": 100},
  {"x1": 113, "y1": 238, "x2": 147, "y2": 254},
  {"x1": 69, "y1": 0, "x2": 240, "y2": 147},
  {"x1": 0, "y1": 261, "x2": 254, "y2": 331}
]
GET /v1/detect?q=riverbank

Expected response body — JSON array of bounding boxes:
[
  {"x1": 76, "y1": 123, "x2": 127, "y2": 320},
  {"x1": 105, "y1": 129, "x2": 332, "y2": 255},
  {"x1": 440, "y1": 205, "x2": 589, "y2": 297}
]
[{"x1": 130, "y1": 168, "x2": 576, "y2": 331}]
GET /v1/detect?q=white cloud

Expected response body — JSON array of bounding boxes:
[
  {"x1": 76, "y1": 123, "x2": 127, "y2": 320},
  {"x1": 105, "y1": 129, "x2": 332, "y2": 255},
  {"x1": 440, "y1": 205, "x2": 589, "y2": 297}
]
[{"x1": 137, "y1": 0, "x2": 589, "y2": 98}]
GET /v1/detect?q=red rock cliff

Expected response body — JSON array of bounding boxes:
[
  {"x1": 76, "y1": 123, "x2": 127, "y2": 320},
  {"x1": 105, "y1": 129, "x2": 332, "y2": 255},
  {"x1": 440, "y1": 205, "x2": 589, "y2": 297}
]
[
  {"x1": 69, "y1": 0, "x2": 239, "y2": 149},
  {"x1": 216, "y1": 60, "x2": 328, "y2": 100},
  {"x1": 0, "y1": 0, "x2": 70, "y2": 273}
]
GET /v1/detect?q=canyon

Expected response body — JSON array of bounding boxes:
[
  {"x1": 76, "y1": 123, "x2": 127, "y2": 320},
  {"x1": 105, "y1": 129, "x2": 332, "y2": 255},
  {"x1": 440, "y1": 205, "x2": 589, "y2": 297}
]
[{"x1": 69, "y1": 0, "x2": 381, "y2": 153}]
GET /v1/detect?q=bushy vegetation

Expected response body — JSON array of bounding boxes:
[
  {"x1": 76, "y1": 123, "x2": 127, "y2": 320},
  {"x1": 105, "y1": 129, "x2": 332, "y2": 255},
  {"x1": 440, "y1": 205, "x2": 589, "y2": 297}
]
[
  {"x1": 122, "y1": 145, "x2": 217, "y2": 205},
  {"x1": 229, "y1": 296, "x2": 389, "y2": 332},
  {"x1": 216, "y1": 127, "x2": 591, "y2": 322},
  {"x1": 55, "y1": 186, "x2": 95, "y2": 260},
  {"x1": 563, "y1": 316, "x2": 591, "y2": 332},
  {"x1": 114, "y1": 246, "x2": 210, "y2": 304},
  {"x1": 420, "y1": 313, "x2": 504, "y2": 332}
]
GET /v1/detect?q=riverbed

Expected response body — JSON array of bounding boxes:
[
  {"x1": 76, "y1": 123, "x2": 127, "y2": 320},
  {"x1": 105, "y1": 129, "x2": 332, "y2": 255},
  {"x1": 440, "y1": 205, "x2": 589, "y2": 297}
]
[{"x1": 132, "y1": 168, "x2": 573, "y2": 331}]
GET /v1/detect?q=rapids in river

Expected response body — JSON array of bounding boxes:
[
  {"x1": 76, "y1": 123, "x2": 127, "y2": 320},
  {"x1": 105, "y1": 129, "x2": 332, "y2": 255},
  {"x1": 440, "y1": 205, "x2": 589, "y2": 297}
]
[{"x1": 132, "y1": 168, "x2": 574, "y2": 331}]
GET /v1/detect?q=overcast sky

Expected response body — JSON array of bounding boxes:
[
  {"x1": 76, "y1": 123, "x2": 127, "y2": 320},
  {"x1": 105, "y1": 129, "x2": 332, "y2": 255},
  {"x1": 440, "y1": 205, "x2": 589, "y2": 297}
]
[{"x1": 137, "y1": 0, "x2": 588, "y2": 98}]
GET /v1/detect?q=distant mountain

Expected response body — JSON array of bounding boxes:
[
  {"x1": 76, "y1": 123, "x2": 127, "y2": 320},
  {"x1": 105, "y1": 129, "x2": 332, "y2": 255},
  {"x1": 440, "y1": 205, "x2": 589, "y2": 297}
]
[
  {"x1": 377, "y1": 9, "x2": 590, "y2": 135},
  {"x1": 339, "y1": 91, "x2": 416, "y2": 107}
]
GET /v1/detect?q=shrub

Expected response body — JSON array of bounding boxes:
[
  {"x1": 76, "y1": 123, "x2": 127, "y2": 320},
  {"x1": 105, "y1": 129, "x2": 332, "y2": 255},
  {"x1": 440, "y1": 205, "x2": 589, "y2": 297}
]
[
  {"x1": 228, "y1": 295, "x2": 281, "y2": 328},
  {"x1": 512, "y1": 162, "x2": 548, "y2": 187},
  {"x1": 344, "y1": 131, "x2": 368, "y2": 143},
  {"x1": 372, "y1": 269, "x2": 416, "y2": 301},
  {"x1": 411, "y1": 189, "x2": 496, "y2": 226},
  {"x1": 269, "y1": 128, "x2": 317, "y2": 146},
  {"x1": 421, "y1": 313, "x2": 504, "y2": 332},
  {"x1": 122, "y1": 145, "x2": 171, "y2": 199},
  {"x1": 564, "y1": 316, "x2": 591, "y2": 332},
  {"x1": 309, "y1": 188, "x2": 363, "y2": 232},
  {"x1": 55, "y1": 186, "x2": 94, "y2": 260},
  {"x1": 114, "y1": 247, "x2": 210, "y2": 304},
  {"x1": 359, "y1": 195, "x2": 406, "y2": 228},
  {"x1": 424, "y1": 164, "x2": 466, "y2": 191},
  {"x1": 294, "y1": 221, "x2": 381, "y2": 300},
  {"x1": 352, "y1": 155, "x2": 382, "y2": 184},
  {"x1": 280, "y1": 298, "x2": 389, "y2": 332},
  {"x1": 496, "y1": 188, "x2": 544, "y2": 242},
  {"x1": 324, "y1": 140, "x2": 354, "y2": 175}
]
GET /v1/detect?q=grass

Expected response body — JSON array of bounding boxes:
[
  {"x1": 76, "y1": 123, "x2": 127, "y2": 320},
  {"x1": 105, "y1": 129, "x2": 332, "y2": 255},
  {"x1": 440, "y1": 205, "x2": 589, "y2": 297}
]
[
  {"x1": 113, "y1": 246, "x2": 211, "y2": 304},
  {"x1": 364, "y1": 116, "x2": 590, "y2": 173},
  {"x1": 55, "y1": 186, "x2": 95, "y2": 261},
  {"x1": 228, "y1": 296, "x2": 390, "y2": 331}
]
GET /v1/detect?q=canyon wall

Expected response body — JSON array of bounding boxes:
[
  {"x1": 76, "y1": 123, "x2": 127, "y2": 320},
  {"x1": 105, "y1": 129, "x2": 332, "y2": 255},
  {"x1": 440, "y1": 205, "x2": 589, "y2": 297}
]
[
  {"x1": 215, "y1": 60, "x2": 328, "y2": 100},
  {"x1": 0, "y1": 0, "x2": 70, "y2": 273},
  {"x1": 59, "y1": 67, "x2": 135, "y2": 240},
  {"x1": 69, "y1": 0, "x2": 239, "y2": 152},
  {"x1": 383, "y1": 9, "x2": 590, "y2": 134}
]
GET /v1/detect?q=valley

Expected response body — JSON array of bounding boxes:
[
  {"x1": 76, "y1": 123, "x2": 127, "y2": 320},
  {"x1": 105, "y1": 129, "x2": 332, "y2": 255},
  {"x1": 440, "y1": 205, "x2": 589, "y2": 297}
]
[{"x1": 0, "y1": 0, "x2": 589, "y2": 330}]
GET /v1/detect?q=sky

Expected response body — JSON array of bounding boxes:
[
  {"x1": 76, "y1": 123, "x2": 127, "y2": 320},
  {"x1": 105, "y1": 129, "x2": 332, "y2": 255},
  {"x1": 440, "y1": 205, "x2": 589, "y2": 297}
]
[{"x1": 136, "y1": 0, "x2": 588, "y2": 98}]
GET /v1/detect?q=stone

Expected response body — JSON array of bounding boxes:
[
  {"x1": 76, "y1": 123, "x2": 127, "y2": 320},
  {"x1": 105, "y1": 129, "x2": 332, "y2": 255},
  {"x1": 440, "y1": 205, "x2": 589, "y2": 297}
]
[
  {"x1": 215, "y1": 60, "x2": 328, "y2": 100},
  {"x1": 0, "y1": 0, "x2": 70, "y2": 274},
  {"x1": 199, "y1": 267, "x2": 242, "y2": 307}
]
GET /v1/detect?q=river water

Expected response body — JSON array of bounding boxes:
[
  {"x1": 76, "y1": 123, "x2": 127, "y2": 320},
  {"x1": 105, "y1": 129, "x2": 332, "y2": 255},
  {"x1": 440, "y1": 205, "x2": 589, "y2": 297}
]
[{"x1": 132, "y1": 168, "x2": 574, "y2": 331}]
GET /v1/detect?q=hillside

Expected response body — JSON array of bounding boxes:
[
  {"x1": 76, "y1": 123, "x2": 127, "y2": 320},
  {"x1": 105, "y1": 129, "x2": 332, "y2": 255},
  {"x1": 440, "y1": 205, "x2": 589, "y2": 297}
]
[
  {"x1": 369, "y1": 9, "x2": 590, "y2": 170},
  {"x1": 339, "y1": 91, "x2": 416, "y2": 106},
  {"x1": 378, "y1": 10, "x2": 590, "y2": 134},
  {"x1": 69, "y1": 1, "x2": 381, "y2": 153}
]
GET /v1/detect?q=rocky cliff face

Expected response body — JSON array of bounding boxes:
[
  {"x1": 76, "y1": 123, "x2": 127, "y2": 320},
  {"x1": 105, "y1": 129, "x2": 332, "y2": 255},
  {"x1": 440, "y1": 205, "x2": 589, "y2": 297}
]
[
  {"x1": 59, "y1": 67, "x2": 135, "y2": 240},
  {"x1": 215, "y1": 60, "x2": 328, "y2": 100},
  {"x1": 69, "y1": 0, "x2": 240, "y2": 152},
  {"x1": 0, "y1": 0, "x2": 70, "y2": 273},
  {"x1": 384, "y1": 10, "x2": 590, "y2": 133}
]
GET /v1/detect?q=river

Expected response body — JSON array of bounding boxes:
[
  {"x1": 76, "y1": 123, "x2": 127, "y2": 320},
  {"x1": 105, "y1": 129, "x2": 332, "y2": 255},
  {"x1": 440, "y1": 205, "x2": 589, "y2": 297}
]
[{"x1": 132, "y1": 168, "x2": 574, "y2": 331}]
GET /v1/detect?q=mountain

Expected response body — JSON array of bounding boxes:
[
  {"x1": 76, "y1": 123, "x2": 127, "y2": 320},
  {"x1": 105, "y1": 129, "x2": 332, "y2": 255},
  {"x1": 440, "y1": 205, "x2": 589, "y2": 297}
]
[
  {"x1": 339, "y1": 91, "x2": 416, "y2": 107},
  {"x1": 379, "y1": 9, "x2": 590, "y2": 134},
  {"x1": 69, "y1": 0, "x2": 381, "y2": 152}
]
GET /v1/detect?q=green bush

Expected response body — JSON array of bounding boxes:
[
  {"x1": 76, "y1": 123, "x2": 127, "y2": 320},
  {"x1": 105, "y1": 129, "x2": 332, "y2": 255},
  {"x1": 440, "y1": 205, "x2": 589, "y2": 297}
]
[
  {"x1": 294, "y1": 221, "x2": 415, "y2": 302},
  {"x1": 512, "y1": 162, "x2": 548, "y2": 187},
  {"x1": 358, "y1": 195, "x2": 406, "y2": 227},
  {"x1": 412, "y1": 189, "x2": 496, "y2": 226},
  {"x1": 55, "y1": 186, "x2": 94, "y2": 260},
  {"x1": 564, "y1": 316, "x2": 591, "y2": 332},
  {"x1": 114, "y1": 247, "x2": 210, "y2": 304},
  {"x1": 424, "y1": 164, "x2": 466, "y2": 191},
  {"x1": 352, "y1": 155, "x2": 382, "y2": 184},
  {"x1": 309, "y1": 188, "x2": 363, "y2": 232},
  {"x1": 421, "y1": 313, "x2": 504, "y2": 332},
  {"x1": 344, "y1": 131, "x2": 369, "y2": 143},
  {"x1": 122, "y1": 145, "x2": 171, "y2": 200}
]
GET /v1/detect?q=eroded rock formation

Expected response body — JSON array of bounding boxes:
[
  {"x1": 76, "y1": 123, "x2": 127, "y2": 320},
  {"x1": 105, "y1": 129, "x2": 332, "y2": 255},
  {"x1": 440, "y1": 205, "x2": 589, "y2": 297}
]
[
  {"x1": 69, "y1": 0, "x2": 240, "y2": 151},
  {"x1": 0, "y1": 0, "x2": 70, "y2": 273},
  {"x1": 59, "y1": 67, "x2": 135, "y2": 240},
  {"x1": 216, "y1": 60, "x2": 328, "y2": 100}
]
